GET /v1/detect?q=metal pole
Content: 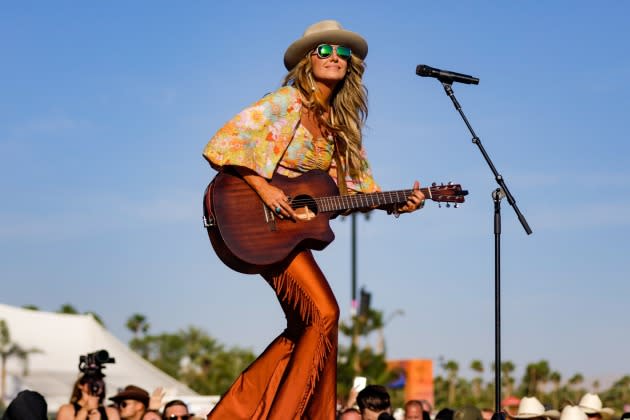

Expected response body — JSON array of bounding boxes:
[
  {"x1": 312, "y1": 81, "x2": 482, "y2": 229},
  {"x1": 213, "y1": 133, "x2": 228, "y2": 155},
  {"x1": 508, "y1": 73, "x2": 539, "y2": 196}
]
[{"x1": 351, "y1": 213, "x2": 357, "y2": 316}]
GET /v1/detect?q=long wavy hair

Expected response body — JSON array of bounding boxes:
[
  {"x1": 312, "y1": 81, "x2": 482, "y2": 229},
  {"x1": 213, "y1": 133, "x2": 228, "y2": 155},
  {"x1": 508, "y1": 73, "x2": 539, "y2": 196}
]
[{"x1": 282, "y1": 53, "x2": 368, "y2": 180}]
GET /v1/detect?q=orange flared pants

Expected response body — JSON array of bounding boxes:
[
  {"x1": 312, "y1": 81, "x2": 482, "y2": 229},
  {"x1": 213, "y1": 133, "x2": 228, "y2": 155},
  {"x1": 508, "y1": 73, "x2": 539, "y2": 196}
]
[{"x1": 207, "y1": 250, "x2": 339, "y2": 420}]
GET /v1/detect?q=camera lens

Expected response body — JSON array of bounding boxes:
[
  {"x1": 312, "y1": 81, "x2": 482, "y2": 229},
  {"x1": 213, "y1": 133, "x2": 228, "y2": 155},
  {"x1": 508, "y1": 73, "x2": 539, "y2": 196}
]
[{"x1": 94, "y1": 350, "x2": 110, "y2": 363}]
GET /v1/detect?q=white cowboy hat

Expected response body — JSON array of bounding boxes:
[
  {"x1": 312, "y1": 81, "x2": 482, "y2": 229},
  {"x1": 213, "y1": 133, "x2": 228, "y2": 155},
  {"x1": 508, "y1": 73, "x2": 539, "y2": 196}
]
[
  {"x1": 283, "y1": 20, "x2": 368, "y2": 70},
  {"x1": 561, "y1": 406, "x2": 588, "y2": 420},
  {"x1": 508, "y1": 397, "x2": 560, "y2": 419},
  {"x1": 578, "y1": 393, "x2": 615, "y2": 417}
]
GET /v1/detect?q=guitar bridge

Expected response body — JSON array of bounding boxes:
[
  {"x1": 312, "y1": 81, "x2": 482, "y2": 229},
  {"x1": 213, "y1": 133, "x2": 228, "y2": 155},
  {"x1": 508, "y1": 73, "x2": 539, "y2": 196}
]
[{"x1": 263, "y1": 203, "x2": 278, "y2": 231}]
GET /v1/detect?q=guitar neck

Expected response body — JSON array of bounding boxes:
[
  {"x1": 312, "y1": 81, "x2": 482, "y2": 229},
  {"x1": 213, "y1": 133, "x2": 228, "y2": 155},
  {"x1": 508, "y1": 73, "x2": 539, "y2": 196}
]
[{"x1": 315, "y1": 188, "x2": 429, "y2": 213}]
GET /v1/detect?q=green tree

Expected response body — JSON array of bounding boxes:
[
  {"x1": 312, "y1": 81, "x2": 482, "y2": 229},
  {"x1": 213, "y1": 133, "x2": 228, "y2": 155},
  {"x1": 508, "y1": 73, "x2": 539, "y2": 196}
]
[
  {"x1": 601, "y1": 375, "x2": 630, "y2": 409},
  {"x1": 56, "y1": 304, "x2": 105, "y2": 326},
  {"x1": 337, "y1": 307, "x2": 396, "y2": 400},
  {"x1": 58, "y1": 303, "x2": 79, "y2": 314},
  {"x1": 127, "y1": 325, "x2": 255, "y2": 395},
  {"x1": 470, "y1": 359, "x2": 484, "y2": 400},
  {"x1": 550, "y1": 371, "x2": 562, "y2": 408},
  {"x1": 443, "y1": 359, "x2": 459, "y2": 406},
  {"x1": 521, "y1": 360, "x2": 550, "y2": 397},
  {"x1": 502, "y1": 361, "x2": 516, "y2": 397},
  {"x1": 126, "y1": 313, "x2": 150, "y2": 338},
  {"x1": 568, "y1": 373, "x2": 584, "y2": 402}
]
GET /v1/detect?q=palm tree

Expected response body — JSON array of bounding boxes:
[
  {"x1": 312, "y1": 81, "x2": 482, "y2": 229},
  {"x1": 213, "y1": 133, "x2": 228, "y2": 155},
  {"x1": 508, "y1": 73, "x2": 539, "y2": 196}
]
[
  {"x1": 126, "y1": 313, "x2": 150, "y2": 338},
  {"x1": 126, "y1": 314, "x2": 151, "y2": 358},
  {"x1": 522, "y1": 360, "x2": 550, "y2": 397},
  {"x1": 471, "y1": 359, "x2": 484, "y2": 400},
  {"x1": 550, "y1": 371, "x2": 562, "y2": 408},
  {"x1": 0, "y1": 319, "x2": 40, "y2": 403},
  {"x1": 568, "y1": 373, "x2": 584, "y2": 402},
  {"x1": 444, "y1": 359, "x2": 459, "y2": 405},
  {"x1": 493, "y1": 360, "x2": 515, "y2": 397},
  {"x1": 592, "y1": 379, "x2": 600, "y2": 394}
]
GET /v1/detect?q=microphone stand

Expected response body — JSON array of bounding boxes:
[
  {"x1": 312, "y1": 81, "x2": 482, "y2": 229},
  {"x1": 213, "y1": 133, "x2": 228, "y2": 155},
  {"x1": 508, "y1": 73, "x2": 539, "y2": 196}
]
[{"x1": 438, "y1": 80, "x2": 533, "y2": 418}]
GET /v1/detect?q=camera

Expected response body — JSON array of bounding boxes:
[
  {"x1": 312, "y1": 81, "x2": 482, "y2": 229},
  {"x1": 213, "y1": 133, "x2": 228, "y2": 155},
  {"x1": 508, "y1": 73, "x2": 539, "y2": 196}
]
[{"x1": 78, "y1": 350, "x2": 115, "y2": 396}]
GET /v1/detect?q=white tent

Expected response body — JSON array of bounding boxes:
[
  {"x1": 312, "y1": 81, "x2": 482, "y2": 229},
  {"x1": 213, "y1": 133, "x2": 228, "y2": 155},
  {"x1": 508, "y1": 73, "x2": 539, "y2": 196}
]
[{"x1": 0, "y1": 303, "x2": 216, "y2": 414}]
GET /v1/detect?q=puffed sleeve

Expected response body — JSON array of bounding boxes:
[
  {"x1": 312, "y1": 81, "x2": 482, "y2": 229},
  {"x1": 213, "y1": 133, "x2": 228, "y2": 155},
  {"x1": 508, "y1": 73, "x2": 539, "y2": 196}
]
[{"x1": 203, "y1": 86, "x2": 302, "y2": 179}]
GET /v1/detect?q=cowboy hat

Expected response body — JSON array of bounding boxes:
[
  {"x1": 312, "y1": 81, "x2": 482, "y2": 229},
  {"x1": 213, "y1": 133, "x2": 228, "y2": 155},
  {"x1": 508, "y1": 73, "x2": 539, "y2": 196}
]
[
  {"x1": 284, "y1": 20, "x2": 368, "y2": 70},
  {"x1": 508, "y1": 397, "x2": 560, "y2": 419},
  {"x1": 561, "y1": 406, "x2": 588, "y2": 420},
  {"x1": 578, "y1": 393, "x2": 615, "y2": 417},
  {"x1": 109, "y1": 384, "x2": 150, "y2": 407}
]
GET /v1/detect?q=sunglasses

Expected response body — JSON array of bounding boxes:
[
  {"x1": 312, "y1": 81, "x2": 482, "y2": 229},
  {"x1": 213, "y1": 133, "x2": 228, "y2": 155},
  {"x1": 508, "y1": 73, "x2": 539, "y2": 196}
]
[
  {"x1": 118, "y1": 400, "x2": 135, "y2": 408},
  {"x1": 167, "y1": 416, "x2": 192, "y2": 420},
  {"x1": 313, "y1": 44, "x2": 352, "y2": 60}
]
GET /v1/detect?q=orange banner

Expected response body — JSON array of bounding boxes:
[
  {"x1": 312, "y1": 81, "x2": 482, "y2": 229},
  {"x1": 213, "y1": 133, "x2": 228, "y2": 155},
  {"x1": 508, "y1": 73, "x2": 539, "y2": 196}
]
[{"x1": 388, "y1": 359, "x2": 434, "y2": 407}]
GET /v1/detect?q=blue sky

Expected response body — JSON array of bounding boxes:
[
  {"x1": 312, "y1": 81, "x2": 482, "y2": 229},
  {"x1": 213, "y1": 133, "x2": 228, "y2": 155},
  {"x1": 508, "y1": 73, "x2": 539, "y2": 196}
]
[{"x1": 2, "y1": 1, "x2": 629, "y2": 388}]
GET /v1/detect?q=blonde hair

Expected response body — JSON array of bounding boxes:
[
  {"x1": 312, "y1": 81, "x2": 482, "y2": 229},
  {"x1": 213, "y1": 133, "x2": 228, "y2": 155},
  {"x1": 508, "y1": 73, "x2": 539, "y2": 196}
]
[{"x1": 282, "y1": 53, "x2": 368, "y2": 180}]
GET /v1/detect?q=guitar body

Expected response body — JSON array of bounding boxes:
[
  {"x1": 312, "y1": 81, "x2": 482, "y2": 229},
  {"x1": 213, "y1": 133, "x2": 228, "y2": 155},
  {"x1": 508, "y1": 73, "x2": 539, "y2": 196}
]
[{"x1": 204, "y1": 170, "x2": 339, "y2": 274}]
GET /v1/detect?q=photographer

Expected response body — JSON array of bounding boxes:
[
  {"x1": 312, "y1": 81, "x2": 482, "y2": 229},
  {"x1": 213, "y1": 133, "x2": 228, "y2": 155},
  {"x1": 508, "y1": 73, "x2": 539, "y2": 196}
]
[
  {"x1": 56, "y1": 350, "x2": 120, "y2": 420},
  {"x1": 55, "y1": 374, "x2": 120, "y2": 420}
]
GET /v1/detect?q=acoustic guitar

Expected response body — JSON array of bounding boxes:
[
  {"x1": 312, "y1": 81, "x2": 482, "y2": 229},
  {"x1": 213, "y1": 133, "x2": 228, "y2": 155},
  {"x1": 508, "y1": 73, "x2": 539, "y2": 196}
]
[{"x1": 203, "y1": 169, "x2": 467, "y2": 274}]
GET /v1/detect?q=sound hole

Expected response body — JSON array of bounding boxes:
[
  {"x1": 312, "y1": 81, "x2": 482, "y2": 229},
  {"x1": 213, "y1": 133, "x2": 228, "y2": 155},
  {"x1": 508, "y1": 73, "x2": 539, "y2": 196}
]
[{"x1": 291, "y1": 195, "x2": 318, "y2": 221}]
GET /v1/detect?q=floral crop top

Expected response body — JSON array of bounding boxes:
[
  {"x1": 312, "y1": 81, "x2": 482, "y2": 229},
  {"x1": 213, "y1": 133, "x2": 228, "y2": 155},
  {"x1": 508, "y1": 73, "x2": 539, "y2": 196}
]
[{"x1": 276, "y1": 123, "x2": 335, "y2": 178}]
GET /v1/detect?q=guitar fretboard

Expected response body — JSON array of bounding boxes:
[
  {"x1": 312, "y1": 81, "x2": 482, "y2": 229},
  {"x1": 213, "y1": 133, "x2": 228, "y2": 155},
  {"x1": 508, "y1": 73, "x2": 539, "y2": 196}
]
[{"x1": 314, "y1": 188, "x2": 430, "y2": 213}]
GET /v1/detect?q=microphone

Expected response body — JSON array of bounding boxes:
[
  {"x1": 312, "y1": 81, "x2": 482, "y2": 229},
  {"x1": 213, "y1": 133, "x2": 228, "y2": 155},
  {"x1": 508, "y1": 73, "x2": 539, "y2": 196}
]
[{"x1": 416, "y1": 64, "x2": 479, "y2": 85}]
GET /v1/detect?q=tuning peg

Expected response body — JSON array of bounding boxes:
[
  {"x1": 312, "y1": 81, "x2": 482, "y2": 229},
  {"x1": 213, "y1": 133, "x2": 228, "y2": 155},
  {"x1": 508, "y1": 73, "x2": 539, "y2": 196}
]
[
  {"x1": 448, "y1": 181, "x2": 453, "y2": 185},
  {"x1": 438, "y1": 203, "x2": 442, "y2": 208},
  {"x1": 432, "y1": 182, "x2": 436, "y2": 187},
  {"x1": 454, "y1": 203, "x2": 459, "y2": 208},
  {"x1": 446, "y1": 203, "x2": 451, "y2": 208}
]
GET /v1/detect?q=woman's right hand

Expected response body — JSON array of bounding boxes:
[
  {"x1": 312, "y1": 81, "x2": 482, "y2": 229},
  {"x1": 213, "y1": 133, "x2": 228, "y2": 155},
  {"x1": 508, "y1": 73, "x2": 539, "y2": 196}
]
[
  {"x1": 233, "y1": 166, "x2": 296, "y2": 220},
  {"x1": 254, "y1": 181, "x2": 297, "y2": 220}
]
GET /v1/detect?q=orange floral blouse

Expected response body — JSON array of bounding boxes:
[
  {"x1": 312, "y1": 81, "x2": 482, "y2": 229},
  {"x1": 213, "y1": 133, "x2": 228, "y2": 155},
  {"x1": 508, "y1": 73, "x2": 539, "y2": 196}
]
[{"x1": 203, "y1": 86, "x2": 379, "y2": 194}]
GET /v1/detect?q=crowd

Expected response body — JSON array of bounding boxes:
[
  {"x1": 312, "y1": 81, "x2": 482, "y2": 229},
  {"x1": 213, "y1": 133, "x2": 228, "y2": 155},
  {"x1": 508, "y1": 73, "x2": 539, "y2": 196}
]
[
  {"x1": 1, "y1": 375, "x2": 199, "y2": 420},
  {"x1": 1, "y1": 369, "x2": 626, "y2": 420},
  {"x1": 334, "y1": 384, "x2": 627, "y2": 420},
  {"x1": 1, "y1": 378, "x2": 627, "y2": 420}
]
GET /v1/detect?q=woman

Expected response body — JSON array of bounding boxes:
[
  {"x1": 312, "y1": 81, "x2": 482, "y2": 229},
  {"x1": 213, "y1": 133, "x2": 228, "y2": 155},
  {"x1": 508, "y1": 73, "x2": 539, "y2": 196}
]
[
  {"x1": 55, "y1": 375, "x2": 120, "y2": 420},
  {"x1": 203, "y1": 20, "x2": 425, "y2": 419}
]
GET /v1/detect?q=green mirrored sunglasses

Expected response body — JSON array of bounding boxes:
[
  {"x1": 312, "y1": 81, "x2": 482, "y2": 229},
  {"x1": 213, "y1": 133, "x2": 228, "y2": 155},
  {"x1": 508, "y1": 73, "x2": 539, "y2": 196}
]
[{"x1": 313, "y1": 44, "x2": 352, "y2": 60}]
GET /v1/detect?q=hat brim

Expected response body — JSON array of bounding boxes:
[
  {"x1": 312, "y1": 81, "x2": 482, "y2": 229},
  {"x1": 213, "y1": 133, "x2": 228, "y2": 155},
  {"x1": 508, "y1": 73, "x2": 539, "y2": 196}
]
[
  {"x1": 510, "y1": 411, "x2": 560, "y2": 419},
  {"x1": 109, "y1": 393, "x2": 149, "y2": 406},
  {"x1": 284, "y1": 29, "x2": 368, "y2": 70},
  {"x1": 579, "y1": 407, "x2": 615, "y2": 417}
]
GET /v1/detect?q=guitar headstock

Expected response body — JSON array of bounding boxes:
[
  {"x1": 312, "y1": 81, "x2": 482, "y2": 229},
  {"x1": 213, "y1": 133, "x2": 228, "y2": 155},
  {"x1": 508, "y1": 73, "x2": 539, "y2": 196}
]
[{"x1": 429, "y1": 182, "x2": 468, "y2": 206}]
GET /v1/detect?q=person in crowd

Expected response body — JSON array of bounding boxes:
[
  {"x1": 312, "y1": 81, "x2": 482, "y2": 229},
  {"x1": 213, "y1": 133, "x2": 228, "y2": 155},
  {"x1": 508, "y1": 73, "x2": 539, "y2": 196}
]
[
  {"x1": 578, "y1": 393, "x2": 615, "y2": 420},
  {"x1": 56, "y1": 374, "x2": 120, "y2": 420},
  {"x1": 404, "y1": 400, "x2": 427, "y2": 420},
  {"x1": 141, "y1": 411, "x2": 161, "y2": 420},
  {"x1": 339, "y1": 407, "x2": 362, "y2": 420},
  {"x1": 454, "y1": 406, "x2": 484, "y2": 420},
  {"x1": 356, "y1": 385, "x2": 393, "y2": 420},
  {"x1": 203, "y1": 18, "x2": 425, "y2": 420},
  {"x1": 481, "y1": 408, "x2": 494, "y2": 420},
  {"x1": 508, "y1": 396, "x2": 560, "y2": 420},
  {"x1": 436, "y1": 408, "x2": 455, "y2": 420},
  {"x1": 109, "y1": 385, "x2": 150, "y2": 420},
  {"x1": 137, "y1": 386, "x2": 168, "y2": 420},
  {"x1": 162, "y1": 399, "x2": 193, "y2": 420},
  {"x1": 560, "y1": 406, "x2": 588, "y2": 420},
  {"x1": 1, "y1": 390, "x2": 47, "y2": 420}
]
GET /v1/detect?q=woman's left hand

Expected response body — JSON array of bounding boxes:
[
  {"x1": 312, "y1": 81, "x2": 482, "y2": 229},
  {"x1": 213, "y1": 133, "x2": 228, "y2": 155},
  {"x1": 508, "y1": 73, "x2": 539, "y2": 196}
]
[{"x1": 397, "y1": 181, "x2": 426, "y2": 213}]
